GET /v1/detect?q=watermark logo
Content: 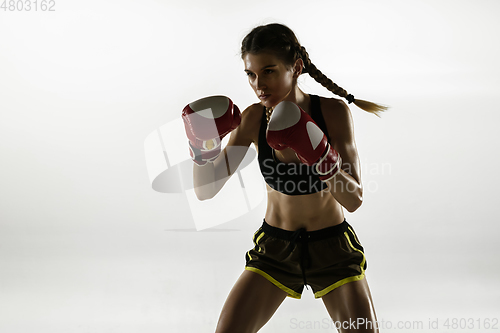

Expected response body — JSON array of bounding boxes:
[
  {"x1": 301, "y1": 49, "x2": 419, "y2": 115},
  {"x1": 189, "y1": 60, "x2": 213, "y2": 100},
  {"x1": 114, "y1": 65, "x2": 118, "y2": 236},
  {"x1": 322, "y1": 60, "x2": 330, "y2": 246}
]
[
  {"x1": 144, "y1": 117, "x2": 392, "y2": 230},
  {"x1": 289, "y1": 316, "x2": 499, "y2": 330},
  {"x1": 144, "y1": 116, "x2": 265, "y2": 231}
]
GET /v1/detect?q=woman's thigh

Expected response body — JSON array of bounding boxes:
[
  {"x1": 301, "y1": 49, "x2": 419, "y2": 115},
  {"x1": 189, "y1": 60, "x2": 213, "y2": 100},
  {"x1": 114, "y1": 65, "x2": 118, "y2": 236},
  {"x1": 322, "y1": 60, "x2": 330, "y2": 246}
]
[
  {"x1": 321, "y1": 278, "x2": 378, "y2": 333},
  {"x1": 215, "y1": 269, "x2": 288, "y2": 333}
]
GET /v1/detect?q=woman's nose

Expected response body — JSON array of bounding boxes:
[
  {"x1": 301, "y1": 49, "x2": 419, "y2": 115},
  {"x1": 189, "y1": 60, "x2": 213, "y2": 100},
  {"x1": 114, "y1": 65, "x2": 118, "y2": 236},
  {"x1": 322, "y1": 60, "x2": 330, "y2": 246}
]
[{"x1": 255, "y1": 76, "x2": 267, "y2": 90}]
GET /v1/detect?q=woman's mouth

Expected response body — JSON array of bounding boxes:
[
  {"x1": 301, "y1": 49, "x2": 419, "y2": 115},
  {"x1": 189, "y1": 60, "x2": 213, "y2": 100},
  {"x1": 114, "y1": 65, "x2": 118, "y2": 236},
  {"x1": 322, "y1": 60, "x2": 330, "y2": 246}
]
[{"x1": 259, "y1": 94, "x2": 270, "y2": 100}]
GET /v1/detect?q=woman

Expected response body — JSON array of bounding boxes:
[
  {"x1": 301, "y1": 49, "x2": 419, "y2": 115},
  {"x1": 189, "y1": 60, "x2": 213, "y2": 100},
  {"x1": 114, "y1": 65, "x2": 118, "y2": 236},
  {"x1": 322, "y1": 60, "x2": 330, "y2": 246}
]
[{"x1": 183, "y1": 23, "x2": 387, "y2": 333}]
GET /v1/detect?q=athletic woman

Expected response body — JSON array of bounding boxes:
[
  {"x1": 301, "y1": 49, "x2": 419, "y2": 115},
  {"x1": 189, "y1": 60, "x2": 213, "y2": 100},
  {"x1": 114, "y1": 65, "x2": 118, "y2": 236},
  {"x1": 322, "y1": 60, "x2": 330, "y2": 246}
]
[{"x1": 182, "y1": 23, "x2": 387, "y2": 333}]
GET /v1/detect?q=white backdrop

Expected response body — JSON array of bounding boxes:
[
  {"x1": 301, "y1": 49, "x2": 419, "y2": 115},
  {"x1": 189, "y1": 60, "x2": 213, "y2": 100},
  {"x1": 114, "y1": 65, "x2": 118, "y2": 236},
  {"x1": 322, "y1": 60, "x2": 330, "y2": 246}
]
[{"x1": 1, "y1": 0, "x2": 499, "y2": 332}]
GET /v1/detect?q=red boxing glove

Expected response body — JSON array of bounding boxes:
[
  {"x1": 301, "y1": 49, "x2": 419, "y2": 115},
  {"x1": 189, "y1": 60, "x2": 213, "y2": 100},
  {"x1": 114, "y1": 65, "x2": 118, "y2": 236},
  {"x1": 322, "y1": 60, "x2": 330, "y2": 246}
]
[
  {"x1": 182, "y1": 95, "x2": 241, "y2": 165},
  {"x1": 266, "y1": 101, "x2": 342, "y2": 181}
]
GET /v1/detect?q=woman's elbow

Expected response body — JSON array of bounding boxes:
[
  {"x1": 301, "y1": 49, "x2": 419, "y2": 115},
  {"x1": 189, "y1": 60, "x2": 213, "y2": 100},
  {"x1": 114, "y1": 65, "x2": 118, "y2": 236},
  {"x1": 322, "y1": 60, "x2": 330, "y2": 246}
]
[
  {"x1": 194, "y1": 186, "x2": 215, "y2": 201},
  {"x1": 345, "y1": 197, "x2": 362, "y2": 213},
  {"x1": 194, "y1": 177, "x2": 228, "y2": 201},
  {"x1": 345, "y1": 189, "x2": 363, "y2": 213},
  {"x1": 195, "y1": 193, "x2": 212, "y2": 201}
]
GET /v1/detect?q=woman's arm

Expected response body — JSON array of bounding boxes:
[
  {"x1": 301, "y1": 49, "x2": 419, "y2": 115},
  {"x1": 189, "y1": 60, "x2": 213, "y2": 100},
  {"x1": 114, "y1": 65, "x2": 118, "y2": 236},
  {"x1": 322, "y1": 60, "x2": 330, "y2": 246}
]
[
  {"x1": 323, "y1": 99, "x2": 363, "y2": 212},
  {"x1": 193, "y1": 104, "x2": 260, "y2": 200}
]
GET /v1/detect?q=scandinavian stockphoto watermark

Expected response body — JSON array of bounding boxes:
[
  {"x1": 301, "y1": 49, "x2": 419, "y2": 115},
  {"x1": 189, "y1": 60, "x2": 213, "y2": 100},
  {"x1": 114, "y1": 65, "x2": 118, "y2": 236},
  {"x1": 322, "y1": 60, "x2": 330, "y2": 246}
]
[
  {"x1": 260, "y1": 158, "x2": 392, "y2": 196},
  {"x1": 290, "y1": 317, "x2": 499, "y2": 331},
  {"x1": 145, "y1": 115, "x2": 393, "y2": 229},
  {"x1": 1, "y1": 0, "x2": 56, "y2": 11}
]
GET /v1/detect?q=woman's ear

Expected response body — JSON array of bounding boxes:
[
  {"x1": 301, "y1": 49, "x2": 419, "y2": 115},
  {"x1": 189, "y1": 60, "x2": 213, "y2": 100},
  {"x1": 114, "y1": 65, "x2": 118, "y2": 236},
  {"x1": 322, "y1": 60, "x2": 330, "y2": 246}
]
[{"x1": 293, "y1": 58, "x2": 304, "y2": 78}]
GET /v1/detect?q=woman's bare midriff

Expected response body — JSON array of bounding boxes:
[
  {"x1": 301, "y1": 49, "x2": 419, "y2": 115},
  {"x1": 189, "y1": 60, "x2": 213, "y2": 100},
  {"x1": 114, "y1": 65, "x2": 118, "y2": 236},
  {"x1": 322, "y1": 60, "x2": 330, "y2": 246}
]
[
  {"x1": 264, "y1": 184, "x2": 345, "y2": 231},
  {"x1": 249, "y1": 101, "x2": 346, "y2": 232}
]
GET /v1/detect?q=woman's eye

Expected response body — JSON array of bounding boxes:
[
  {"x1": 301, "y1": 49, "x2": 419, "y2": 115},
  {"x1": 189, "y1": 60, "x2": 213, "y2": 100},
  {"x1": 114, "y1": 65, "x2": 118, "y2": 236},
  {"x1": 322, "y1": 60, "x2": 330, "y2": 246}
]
[
  {"x1": 264, "y1": 69, "x2": 273, "y2": 74},
  {"x1": 246, "y1": 72, "x2": 255, "y2": 78}
]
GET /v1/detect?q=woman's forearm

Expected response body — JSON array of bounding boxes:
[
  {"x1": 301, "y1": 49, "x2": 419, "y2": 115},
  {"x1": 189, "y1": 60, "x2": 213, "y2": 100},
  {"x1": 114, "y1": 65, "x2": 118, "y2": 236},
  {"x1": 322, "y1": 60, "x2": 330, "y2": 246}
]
[
  {"x1": 193, "y1": 162, "x2": 217, "y2": 200},
  {"x1": 192, "y1": 148, "x2": 237, "y2": 200}
]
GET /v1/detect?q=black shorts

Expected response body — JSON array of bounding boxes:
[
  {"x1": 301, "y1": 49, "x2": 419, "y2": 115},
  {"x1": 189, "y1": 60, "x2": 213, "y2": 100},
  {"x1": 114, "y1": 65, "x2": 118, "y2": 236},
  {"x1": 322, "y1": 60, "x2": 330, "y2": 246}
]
[{"x1": 245, "y1": 219, "x2": 367, "y2": 299}]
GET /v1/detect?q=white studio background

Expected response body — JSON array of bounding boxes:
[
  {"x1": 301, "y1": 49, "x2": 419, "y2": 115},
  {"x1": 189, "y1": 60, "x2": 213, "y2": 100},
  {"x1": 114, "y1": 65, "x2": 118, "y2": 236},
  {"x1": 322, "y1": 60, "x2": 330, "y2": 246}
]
[{"x1": 1, "y1": 0, "x2": 499, "y2": 332}]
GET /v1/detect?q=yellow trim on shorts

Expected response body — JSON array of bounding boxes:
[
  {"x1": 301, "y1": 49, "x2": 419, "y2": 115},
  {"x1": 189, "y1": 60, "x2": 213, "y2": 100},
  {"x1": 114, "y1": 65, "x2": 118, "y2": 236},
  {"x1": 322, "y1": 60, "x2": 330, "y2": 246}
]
[
  {"x1": 348, "y1": 226, "x2": 361, "y2": 246},
  {"x1": 247, "y1": 228, "x2": 263, "y2": 261},
  {"x1": 345, "y1": 229, "x2": 366, "y2": 270},
  {"x1": 246, "y1": 229, "x2": 266, "y2": 261},
  {"x1": 252, "y1": 227, "x2": 262, "y2": 242},
  {"x1": 313, "y1": 230, "x2": 366, "y2": 299},
  {"x1": 245, "y1": 266, "x2": 302, "y2": 299},
  {"x1": 255, "y1": 232, "x2": 265, "y2": 252}
]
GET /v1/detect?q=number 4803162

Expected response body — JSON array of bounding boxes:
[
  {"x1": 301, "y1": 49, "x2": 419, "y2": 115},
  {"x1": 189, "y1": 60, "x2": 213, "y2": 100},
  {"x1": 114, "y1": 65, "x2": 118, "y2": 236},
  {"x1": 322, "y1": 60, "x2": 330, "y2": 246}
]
[{"x1": 1, "y1": 0, "x2": 56, "y2": 11}]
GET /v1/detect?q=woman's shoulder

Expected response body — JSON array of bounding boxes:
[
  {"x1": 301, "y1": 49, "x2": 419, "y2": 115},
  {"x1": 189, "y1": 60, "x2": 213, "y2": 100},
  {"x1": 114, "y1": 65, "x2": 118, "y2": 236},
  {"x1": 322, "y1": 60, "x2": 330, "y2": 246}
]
[
  {"x1": 229, "y1": 102, "x2": 264, "y2": 145},
  {"x1": 317, "y1": 96, "x2": 354, "y2": 141},
  {"x1": 317, "y1": 96, "x2": 349, "y2": 114},
  {"x1": 239, "y1": 102, "x2": 265, "y2": 130},
  {"x1": 242, "y1": 102, "x2": 265, "y2": 120}
]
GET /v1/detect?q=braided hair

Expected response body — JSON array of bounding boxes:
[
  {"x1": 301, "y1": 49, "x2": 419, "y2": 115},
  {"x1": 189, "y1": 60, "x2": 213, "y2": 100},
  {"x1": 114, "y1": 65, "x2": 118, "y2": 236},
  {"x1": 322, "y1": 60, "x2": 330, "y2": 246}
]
[{"x1": 241, "y1": 23, "x2": 388, "y2": 117}]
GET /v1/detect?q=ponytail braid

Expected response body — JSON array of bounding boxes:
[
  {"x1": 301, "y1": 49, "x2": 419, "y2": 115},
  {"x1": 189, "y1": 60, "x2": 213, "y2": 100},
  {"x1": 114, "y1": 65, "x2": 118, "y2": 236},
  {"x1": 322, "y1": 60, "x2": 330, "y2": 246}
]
[{"x1": 299, "y1": 46, "x2": 388, "y2": 117}]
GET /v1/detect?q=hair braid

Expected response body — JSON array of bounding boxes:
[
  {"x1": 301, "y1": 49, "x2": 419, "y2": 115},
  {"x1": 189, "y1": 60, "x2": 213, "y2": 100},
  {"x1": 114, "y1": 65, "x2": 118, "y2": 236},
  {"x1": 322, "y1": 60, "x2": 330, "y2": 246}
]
[
  {"x1": 241, "y1": 23, "x2": 389, "y2": 116},
  {"x1": 299, "y1": 46, "x2": 347, "y2": 98},
  {"x1": 299, "y1": 46, "x2": 388, "y2": 117}
]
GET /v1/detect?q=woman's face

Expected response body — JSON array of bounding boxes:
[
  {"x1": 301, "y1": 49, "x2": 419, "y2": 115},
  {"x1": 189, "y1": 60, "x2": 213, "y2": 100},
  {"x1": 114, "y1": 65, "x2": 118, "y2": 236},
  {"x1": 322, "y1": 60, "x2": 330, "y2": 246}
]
[{"x1": 243, "y1": 52, "x2": 297, "y2": 108}]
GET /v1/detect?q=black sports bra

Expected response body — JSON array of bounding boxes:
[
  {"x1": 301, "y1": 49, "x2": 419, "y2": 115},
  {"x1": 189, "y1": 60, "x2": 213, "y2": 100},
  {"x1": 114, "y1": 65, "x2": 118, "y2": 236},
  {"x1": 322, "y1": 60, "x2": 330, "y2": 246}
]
[{"x1": 257, "y1": 95, "x2": 331, "y2": 196}]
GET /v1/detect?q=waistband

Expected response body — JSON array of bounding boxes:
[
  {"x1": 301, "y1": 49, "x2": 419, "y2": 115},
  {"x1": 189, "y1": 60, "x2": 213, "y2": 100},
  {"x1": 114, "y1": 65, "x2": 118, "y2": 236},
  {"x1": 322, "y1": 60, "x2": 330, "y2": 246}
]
[{"x1": 261, "y1": 219, "x2": 350, "y2": 242}]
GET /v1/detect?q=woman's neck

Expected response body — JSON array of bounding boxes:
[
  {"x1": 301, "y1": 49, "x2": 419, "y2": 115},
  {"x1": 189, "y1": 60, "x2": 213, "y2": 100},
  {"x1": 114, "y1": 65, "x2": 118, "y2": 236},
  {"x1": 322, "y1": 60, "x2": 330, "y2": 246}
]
[{"x1": 285, "y1": 87, "x2": 310, "y2": 114}]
